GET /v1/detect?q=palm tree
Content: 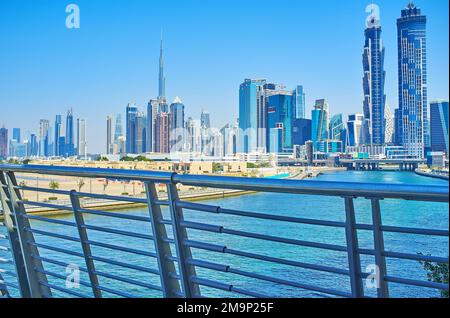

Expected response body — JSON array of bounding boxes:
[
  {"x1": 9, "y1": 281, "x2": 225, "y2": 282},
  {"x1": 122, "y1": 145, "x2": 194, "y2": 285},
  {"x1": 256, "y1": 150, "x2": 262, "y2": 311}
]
[{"x1": 49, "y1": 180, "x2": 59, "y2": 191}]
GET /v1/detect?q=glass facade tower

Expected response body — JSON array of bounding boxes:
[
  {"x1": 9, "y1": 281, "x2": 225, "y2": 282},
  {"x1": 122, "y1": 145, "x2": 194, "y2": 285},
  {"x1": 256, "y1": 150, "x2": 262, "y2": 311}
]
[
  {"x1": 397, "y1": 2, "x2": 428, "y2": 158},
  {"x1": 430, "y1": 101, "x2": 449, "y2": 154}
]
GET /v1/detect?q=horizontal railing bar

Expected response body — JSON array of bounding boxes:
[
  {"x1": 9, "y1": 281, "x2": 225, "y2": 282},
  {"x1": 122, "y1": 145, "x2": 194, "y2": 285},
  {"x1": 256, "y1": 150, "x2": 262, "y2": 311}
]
[
  {"x1": 0, "y1": 280, "x2": 19, "y2": 290},
  {"x1": 86, "y1": 240, "x2": 157, "y2": 258},
  {"x1": 31, "y1": 255, "x2": 88, "y2": 273},
  {"x1": 384, "y1": 275, "x2": 449, "y2": 291},
  {"x1": 177, "y1": 200, "x2": 346, "y2": 228},
  {"x1": 0, "y1": 257, "x2": 14, "y2": 264},
  {"x1": 28, "y1": 242, "x2": 85, "y2": 258},
  {"x1": 1, "y1": 164, "x2": 174, "y2": 183},
  {"x1": 173, "y1": 173, "x2": 449, "y2": 202},
  {"x1": 355, "y1": 223, "x2": 449, "y2": 237},
  {"x1": 24, "y1": 214, "x2": 77, "y2": 227},
  {"x1": 96, "y1": 284, "x2": 139, "y2": 298},
  {"x1": 180, "y1": 221, "x2": 348, "y2": 252},
  {"x1": 38, "y1": 280, "x2": 91, "y2": 298},
  {"x1": 35, "y1": 267, "x2": 93, "y2": 289},
  {"x1": 90, "y1": 255, "x2": 160, "y2": 276},
  {"x1": 184, "y1": 240, "x2": 349, "y2": 276},
  {"x1": 92, "y1": 269, "x2": 162, "y2": 291},
  {"x1": 0, "y1": 269, "x2": 17, "y2": 277},
  {"x1": 24, "y1": 227, "x2": 81, "y2": 243},
  {"x1": 73, "y1": 191, "x2": 148, "y2": 204},
  {"x1": 21, "y1": 200, "x2": 74, "y2": 212},
  {"x1": 384, "y1": 251, "x2": 448, "y2": 264},
  {"x1": 2, "y1": 164, "x2": 447, "y2": 202},
  {"x1": 358, "y1": 248, "x2": 448, "y2": 264},
  {"x1": 78, "y1": 208, "x2": 151, "y2": 223},
  {"x1": 82, "y1": 224, "x2": 154, "y2": 241},
  {"x1": 189, "y1": 276, "x2": 269, "y2": 298},
  {"x1": 188, "y1": 258, "x2": 351, "y2": 298},
  {"x1": 18, "y1": 186, "x2": 71, "y2": 196}
]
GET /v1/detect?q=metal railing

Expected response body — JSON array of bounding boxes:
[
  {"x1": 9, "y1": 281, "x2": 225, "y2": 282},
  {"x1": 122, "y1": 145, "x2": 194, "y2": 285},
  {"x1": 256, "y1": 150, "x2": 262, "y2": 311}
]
[{"x1": 0, "y1": 164, "x2": 448, "y2": 298}]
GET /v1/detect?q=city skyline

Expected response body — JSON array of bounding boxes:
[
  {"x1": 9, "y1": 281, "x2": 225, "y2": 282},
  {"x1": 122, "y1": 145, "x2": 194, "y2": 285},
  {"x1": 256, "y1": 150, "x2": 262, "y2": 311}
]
[{"x1": 0, "y1": 0, "x2": 448, "y2": 154}]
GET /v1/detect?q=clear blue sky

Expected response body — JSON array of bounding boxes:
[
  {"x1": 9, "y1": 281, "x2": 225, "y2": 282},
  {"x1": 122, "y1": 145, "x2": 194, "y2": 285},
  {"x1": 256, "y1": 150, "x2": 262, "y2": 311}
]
[{"x1": 0, "y1": 0, "x2": 448, "y2": 153}]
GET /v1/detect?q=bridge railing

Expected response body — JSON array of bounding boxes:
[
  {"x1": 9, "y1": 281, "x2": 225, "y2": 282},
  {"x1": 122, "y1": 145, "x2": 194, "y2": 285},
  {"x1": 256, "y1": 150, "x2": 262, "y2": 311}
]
[{"x1": 0, "y1": 164, "x2": 448, "y2": 298}]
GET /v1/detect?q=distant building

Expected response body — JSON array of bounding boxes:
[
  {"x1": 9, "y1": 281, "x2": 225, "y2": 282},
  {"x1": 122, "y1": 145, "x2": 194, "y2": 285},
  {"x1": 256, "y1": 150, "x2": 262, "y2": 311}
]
[
  {"x1": 12, "y1": 128, "x2": 20, "y2": 143},
  {"x1": 384, "y1": 103, "x2": 394, "y2": 144},
  {"x1": 169, "y1": 97, "x2": 185, "y2": 152},
  {"x1": 39, "y1": 119, "x2": 50, "y2": 157},
  {"x1": 77, "y1": 118, "x2": 87, "y2": 157},
  {"x1": 292, "y1": 118, "x2": 311, "y2": 146},
  {"x1": 106, "y1": 116, "x2": 113, "y2": 154},
  {"x1": 0, "y1": 127, "x2": 8, "y2": 159},
  {"x1": 146, "y1": 100, "x2": 158, "y2": 153},
  {"x1": 135, "y1": 113, "x2": 146, "y2": 154},
  {"x1": 311, "y1": 99, "x2": 329, "y2": 150},
  {"x1": 126, "y1": 102, "x2": 138, "y2": 154},
  {"x1": 65, "y1": 109, "x2": 75, "y2": 156},
  {"x1": 430, "y1": 101, "x2": 449, "y2": 154},
  {"x1": 267, "y1": 89, "x2": 295, "y2": 153},
  {"x1": 347, "y1": 114, "x2": 364, "y2": 147},
  {"x1": 54, "y1": 115, "x2": 62, "y2": 156},
  {"x1": 394, "y1": 108, "x2": 403, "y2": 145},
  {"x1": 397, "y1": 2, "x2": 428, "y2": 158},
  {"x1": 238, "y1": 79, "x2": 267, "y2": 153},
  {"x1": 155, "y1": 112, "x2": 169, "y2": 153},
  {"x1": 294, "y1": 85, "x2": 306, "y2": 119}
]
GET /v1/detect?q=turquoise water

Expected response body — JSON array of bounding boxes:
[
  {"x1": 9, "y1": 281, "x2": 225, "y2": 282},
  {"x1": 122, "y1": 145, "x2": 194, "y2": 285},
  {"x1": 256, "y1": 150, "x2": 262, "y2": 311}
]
[{"x1": 1, "y1": 171, "x2": 448, "y2": 298}]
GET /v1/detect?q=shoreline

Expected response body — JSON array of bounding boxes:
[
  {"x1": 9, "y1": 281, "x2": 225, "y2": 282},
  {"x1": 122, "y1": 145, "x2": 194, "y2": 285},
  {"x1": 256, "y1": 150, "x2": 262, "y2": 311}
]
[{"x1": 414, "y1": 169, "x2": 449, "y2": 181}]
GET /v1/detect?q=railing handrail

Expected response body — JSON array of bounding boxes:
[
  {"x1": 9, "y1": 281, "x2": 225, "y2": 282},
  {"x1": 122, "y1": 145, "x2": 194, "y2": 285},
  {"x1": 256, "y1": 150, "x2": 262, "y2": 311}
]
[{"x1": 0, "y1": 164, "x2": 448, "y2": 202}]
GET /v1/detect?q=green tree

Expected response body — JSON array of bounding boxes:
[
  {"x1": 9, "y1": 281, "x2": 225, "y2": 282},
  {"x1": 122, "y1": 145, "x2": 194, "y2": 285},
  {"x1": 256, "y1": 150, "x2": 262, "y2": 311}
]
[
  {"x1": 246, "y1": 162, "x2": 257, "y2": 169},
  {"x1": 419, "y1": 255, "x2": 449, "y2": 298},
  {"x1": 97, "y1": 156, "x2": 109, "y2": 161},
  {"x1": 49, "y1": 180, "x2": 60, "y2": 191},
  {"x1": 212, "y1": 162, "x2": 222, "y2": 173}
]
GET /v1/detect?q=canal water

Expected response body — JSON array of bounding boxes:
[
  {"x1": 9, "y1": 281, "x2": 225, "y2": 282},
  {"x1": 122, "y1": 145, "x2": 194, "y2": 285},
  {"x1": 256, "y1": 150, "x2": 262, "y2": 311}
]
[{"x1": 2, "y1": 171, "x2": 448, "y2": 298}]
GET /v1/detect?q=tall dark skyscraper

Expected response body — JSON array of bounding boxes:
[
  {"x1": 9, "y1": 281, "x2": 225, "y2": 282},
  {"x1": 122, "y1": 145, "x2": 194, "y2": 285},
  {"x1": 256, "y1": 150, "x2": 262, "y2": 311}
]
[
  {"x1": 54, "y1": 115, "x2": 62, "y2": 156},
  {"x1": 0, "y1": 126, "x2": 8, "y2": 159},
  {"x1": 362, "y1": 6, "x2": 386, "y2": 145},
  {"x1": 169, "y1": 97, "x2": 185, "y2": 152},
  {"x1": 397, "y1": 2, "x2": 428, "y2": 158},
  {"x1": 65, "y1": 109, "x2": 75, "y2": 156},
  {"x1": 126, "y1": 102, "x2": 138, "y2": 154}
]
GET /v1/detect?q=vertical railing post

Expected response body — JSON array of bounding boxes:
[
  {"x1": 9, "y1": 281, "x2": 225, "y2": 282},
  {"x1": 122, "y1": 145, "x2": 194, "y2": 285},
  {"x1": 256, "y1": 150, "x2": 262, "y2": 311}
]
[
  {"x1": 343, "y1": 197, "x2": 364, "y2": 297},
  {"x1": 144, "y1": 182, "x2": 181, "y2": 297},
  {"x1": 1, "y1": 171, "x2": 51, "y2": 298},
  {"x1": 166, "y1": 180, "x2": 200, "y2": 298},
  {"x1": 69, "y1": 190, "x2": 102, "y2": 298},
  {"x1": 371, "y1": 198, "x2": 389, "y2": 298}
]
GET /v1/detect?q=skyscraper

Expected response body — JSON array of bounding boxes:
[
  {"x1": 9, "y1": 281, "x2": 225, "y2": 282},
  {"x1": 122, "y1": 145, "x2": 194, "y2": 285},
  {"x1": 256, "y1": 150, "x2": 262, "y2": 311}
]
[
  {"x1": 77, "y1": 118, "x2": 87, "y2": 157},
  {"x1": 397, "y1": 2, "x2": 428, "y2": 158},
  {"x1": 65, "y1": 109, "x2": 75, "y2": 156},
  {"x1": 266, "y1": 89, "x2": 295, "y2": 153},
  {"x1": 155, "y1": 112, "x2": 169, "y2": 153},
  {"x1": 39, "y1": 119, "x2": 50, "y2": 157},
  {"x1": 169, "y1": 97, "x2": 185, "y2": 152},
  {"x1": 0, "y1": 126, "x2": 8, "y2": 159},
  {"x1": 106, "y1": 116, "x2": 114, "y2": 154},
  {"x1": 430, "y1": 101, "x2": 449, "y2": 154},
  {"x1": 238, "y1": 79, "x2": 267, "y2": 153},
  {"x1": 200, "y1": 109, "x2": 211, "y2": 130},
  {"x1": 311, "y1": 99, "x2": 329, "y2": 144},
  {"x1": 347, "y1": 114, "x2": 364, "y2": 147},
  {"x1": 384, "y1": 103, "x2": 394, "y2": 144},
  {"x1": 54, "y1": 115, "x2": 62, "y2": 156},
  {"x1": 292, "y1": 119, "x2": 311, "y2": 146},
  {"x1": 135, "y1": 113, "x2": 146, "y2": 154},
  {"x1": 12, "y1": 128, "x2": 20, "y2": 143},
  {"x1": 294, "y1": 85, "x2": 306, "y2": 119},
  {"x1": 146, "y1": 100, "x2": 158, "y2": 153},
  {"x1": 394, "y1": 108, "x2": 403, "y2": 145},
  {"x1": 126, "y1": 102, "x2": 138, "y2": 154},
  {"x1": 362, "y1": 7, "x2": 386, "y2": 145}
]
